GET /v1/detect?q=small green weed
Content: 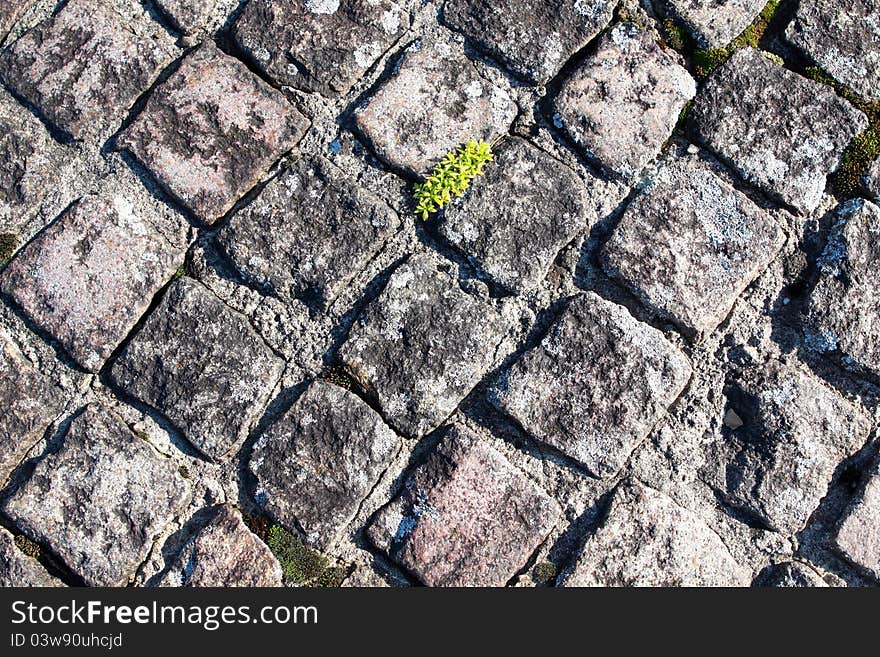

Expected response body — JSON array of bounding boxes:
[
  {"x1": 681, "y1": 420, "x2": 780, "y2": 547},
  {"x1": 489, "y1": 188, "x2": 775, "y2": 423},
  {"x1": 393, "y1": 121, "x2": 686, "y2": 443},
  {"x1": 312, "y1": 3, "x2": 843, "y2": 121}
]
[
  {"x1": 266, "y1": 524, "x2": 346, "y2": 587},
  {"x1": 413, "y1": 139, "x2": 494, "y2": 220}
]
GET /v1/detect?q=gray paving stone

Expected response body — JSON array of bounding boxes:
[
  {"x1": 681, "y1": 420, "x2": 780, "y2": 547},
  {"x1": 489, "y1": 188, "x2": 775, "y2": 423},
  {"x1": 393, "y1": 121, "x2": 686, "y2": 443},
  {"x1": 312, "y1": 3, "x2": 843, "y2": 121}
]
[
  {"x1": 491, "y1": 292, "x2": 692, "y2": 478},
  {"x1": 217, "y1": 156, "x2": 400, "y2": 309},
  {"x1": 355, "y1": 37, "x2": 517, "y2": 178},
  {"x1": 834, "y1": 469, "x2": 880, "y2": 581},
  {"x1": 602, "y1": 155, "x2": 785, "y2": 337},
  {"x1": 438, "y1": 137, "x2": 595, "y2": 294},
  {"x1": 805, "y1": 199, "x2": 880, "y2": 380},
  {"x1": 367, "y1": 423, "x2": 561, "y2": 586},
  {"x1": 233, "y1": 0, "x2": 414, "y2": 97},
  {"x1": 0, "y1": 526, "x2": 64, "y2": 587},
  {"x1": 3, "y1": 404, "x2": 191, "y2": 587},
  {"x1": 704, "y1": 360, "x2": 872, "y2": 534},
  {"x1": 110, "y1": 277, "x2": 285, "y2": 462},
  {"x1": 0, "y1": 194, "x2": 183, "y2": 372},
  {"x1": 0, "y1": 0, "x2": 31, "y2": 40},
  {"x1": 554, "y1": 22, "x2": 696, "y2": 180},
  {"x1": 659, "y1": 0, "x2": 766, "y2": 48},
  {"x1": 154, "y1": 0, "x2": 219, "y2": 34},
  {"x1": 563, "y1": 479, "x2": 751, "y2": 586},
  {"x1": 689, "y1": 47, "x2": 867, "y2": 213},
  {"x1": 0, "y1": 334, "x2": 64, "y2": 485},
  {"x1": 159, "y1": 505, "x2": 282, "y2": 587},
  {"x1": 339, "y1": 252, "x2": 510, "y2": 438},
  {"x1": 441, "y1": 0, "x2": 617, "y2": 85},
  {"x1": 865, "y1": 156, "x2": 880, "y2": 199},
  {"x1": 758, "y1": 561, "x2": 829, "y2": 587},
  {"x1": 251, "y1": 380, "x2": 401, "y2": 549},
  {"x1": 786, "y1": 0, "x2": 880, "y2": 102},
  {"x1": 0, "y1": 0, "x2": 176, "y2": 141},
  {"x1": 119, "y1": 43, "x2": 309, "y2": 225}
]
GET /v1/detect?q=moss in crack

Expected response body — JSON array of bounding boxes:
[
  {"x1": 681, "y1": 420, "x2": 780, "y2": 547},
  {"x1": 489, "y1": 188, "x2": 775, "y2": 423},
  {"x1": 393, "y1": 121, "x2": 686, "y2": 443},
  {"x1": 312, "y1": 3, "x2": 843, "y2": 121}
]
[
  {"x1": 0, "y1": 232, "x2": 18, "y2": 264},
  {"x1": 14, "y1": 534, "x2": 41, "y2": 559},
  {"x1": 532, "y1": 561, "x2": 557, "y2": 586},
  {"x1": 266, "y1": 523, "x2": 346, "y2": 587}
]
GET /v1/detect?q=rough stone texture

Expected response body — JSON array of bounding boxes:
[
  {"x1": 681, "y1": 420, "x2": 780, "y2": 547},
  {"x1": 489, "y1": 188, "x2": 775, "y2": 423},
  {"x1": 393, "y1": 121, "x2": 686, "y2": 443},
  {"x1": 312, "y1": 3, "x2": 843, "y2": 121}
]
[
  {"x1": 0, "y1": 0, "x2": 31, "y2": 40},
  {"x1": 602, "y1": 155, "x2": 785, "y2": 336},
  {"x1": 3, "y1": 405, "x2": 191, "y2": 587},
  {"x1": 0, "y1": 194, "x2": 182, "y2": 371},
  {"x1": 233, "y1": 0, "x2": 414, "y2": 97},
  {"x1": 865, "y1": 156, "x2": 880, "y2": 199},
  {"x1": 0, "y1": 334, "x2": 64, "y2": 485},
  {"x1": 704, "y1": 360, "x2": 872, "y2": 535},
  {"x1": 554, "y1": 22, "x2": 696, "y2": 180},
  {"x1": 251, "y1": 380, "x2": 401, "y2": 549},
  {"x1": 217, "y1": 156, "x2": 400, "y2": 309},
  {"x1": 0, "y1": 0, "x2": 176, "y2": 141},
  {"x1": 805, "y1": 199, "x2": 880, "y2": 380},
  {"x1": 110, "y1": 277, "x2": 285, "y2": 461},
  {"x1": 368, "y1": 424, "x2": 561, "y2": 586},
  {"x1": 492, "y1": 293, "x2": 691, "y2": 478},
  {"x1": 159, "y1": 505, "x2": 282, "y2": 587},
  {"x1": 658, "y1": 0, "x2": 766, "y2": 48},
  {"x1": 339, "y1": 252, "x2": 509, "y2": 438},
  {"x1": 438, "y1": 137, "x2": 592, "y2": 294},
  {"x1": 564, "y1": 479, "x2": 750, "y2": 586},
  {"x1": 0, "y1": 526, "x2": 63, "y2": 587},
  {"x1": 786, "y1": 0, "x2": 880, "y2": 103},
  {"x1": 119, "y1": 43, "x2": 309, "y2": 225},
  {"x1": 834, "y1": 470, "x2": 880, "y2": 581},
  {"x1": 757, "y1": 561, "x2": 829, "y2": 587},
  {"x1": 154, "y1": 0, "x2": 219, "y2": 34},
  {"x1": 355, "y1": 37, "x2": 517, "y2": 178},
  {"x1": 689, "y1": 47, "x2": 867, "y2": 214},
  {"x1": 441, "y1": 0, "x2": 617, "y2": 85}
]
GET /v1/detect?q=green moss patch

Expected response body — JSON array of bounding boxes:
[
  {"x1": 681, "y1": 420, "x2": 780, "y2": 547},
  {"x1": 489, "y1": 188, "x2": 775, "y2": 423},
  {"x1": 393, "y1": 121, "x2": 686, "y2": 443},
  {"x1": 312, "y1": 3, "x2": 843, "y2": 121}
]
[
  {"x1": 0, "y1": 232, "x2": 18, "y2": 264},
  {"x1": 266, "y1": 523, "x2": 347, "y2": 587}
]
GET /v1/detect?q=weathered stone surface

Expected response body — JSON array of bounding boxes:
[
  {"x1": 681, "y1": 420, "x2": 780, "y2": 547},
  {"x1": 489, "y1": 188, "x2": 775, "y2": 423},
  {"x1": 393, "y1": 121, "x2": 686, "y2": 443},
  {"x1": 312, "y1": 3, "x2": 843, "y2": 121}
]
[
  {"x1": 0, "y1": 334, "x2": 64, "y2": 485},
  {"x1": 834, "y1": 469, "x2": 880, "y2": 581},
  {"x1": 154, "y1": 0, "x2": 218, "y2": 34},
  {"x1": 0, "y1": 0, "x2": 176, "y2": 141},
  {"x1": 160, "y1": 505, "x2": 282, "y2": 587},
  {"x1": 3, "y1": 405, "x2": 191, "y2": 587},
  {"x1": 233, "y1": 0, "x2": 413, "y2": 97},
  {"x1": 251, "y1": 380, "x2": 401, "y2": 549},
  {"x1": 0, "y1": 0, "x2": 31, "y2": 45},
  {"x1": 339, "y1": 253, "x2": 509, "y2": 438},
  {"x1": 757, "y1": 561, "x2": 829, "y2": 587},
  {"x1": 602, "y1": 155, "x2": 785, "y2": 336},
  {"x1": 659, "y1": 0, "x2": 766, "y2": 48},
  {"x1": 441, "y1": 0, "x2": 617, "y2": 85},
  {"x1": 355, "y1": 38, "x2": 517, "y2": 178},
  {"x1": 110, "y1": 277, "x2": 285, "y2": 461},
  {"x1": 704, "y1": 360, "x2": 871, "y2": 534},
  {"x1": 368, "y1": 424, "x2": 561, "y2": 586},
  {"x1": 491, "y1": 293, "x2": 691, "y2": 478},
  {"x1": 564, "y1": 479, "x2": 750, "y2": 586},
  {"x1": 0, "y1": 194, "x2": 182, "y2": 371},
  {"x1": 0, "y1": 526, "x2": 63, "y2": 587},
  {"x1": 217, "y1": 156, "x2": 400, "y2": 309},
  {"x1": 119, "y1": 43, "x2": 309, "y2": 225},
  {"x1": 805, "y1": 199, "x2": 880, "y2": 380},
  {"x1": 554, "y1": 22, "x2": 696, "y2": 180},
  {"x1": 689, "y1": 47, "x2": 867, "y2": 213},
  {"x1": 865, "y1": 156, "x2": 880, "y2": 199},
  {"x1": 438, "y1": 137, "x2": 592, "y2": 294},
  {"x1": 786, "y1": 0, "x2": 880, "y2": 103},
  {"x1": 0, "y1": 90, "x2": 64, "y2": 233}
]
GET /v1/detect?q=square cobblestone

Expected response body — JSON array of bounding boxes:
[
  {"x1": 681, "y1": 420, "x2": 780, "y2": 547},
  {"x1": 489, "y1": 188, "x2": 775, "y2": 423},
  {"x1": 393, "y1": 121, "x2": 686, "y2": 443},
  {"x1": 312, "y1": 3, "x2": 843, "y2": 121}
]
[
  {"x1": 119, "y1": 43, "x2": 309, "y2": 225},
  {"x1": 660, "y1": 0, "x2": 766, "y2": 48}
]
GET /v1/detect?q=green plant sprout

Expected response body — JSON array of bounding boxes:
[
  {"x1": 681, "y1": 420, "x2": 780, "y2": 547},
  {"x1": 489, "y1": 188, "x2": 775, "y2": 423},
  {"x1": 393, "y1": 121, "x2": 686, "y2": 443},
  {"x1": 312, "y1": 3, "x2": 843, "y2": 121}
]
[{"x1": 413, "y1": 139, "x2": 494, "y2": 220}]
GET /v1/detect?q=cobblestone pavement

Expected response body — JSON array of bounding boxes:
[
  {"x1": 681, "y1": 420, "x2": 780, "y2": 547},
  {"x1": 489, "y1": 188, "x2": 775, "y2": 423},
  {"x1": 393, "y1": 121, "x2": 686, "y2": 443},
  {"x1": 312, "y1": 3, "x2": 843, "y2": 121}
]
[{"x1": 1, "y1": 0, "x2": 879, "y2": 588}]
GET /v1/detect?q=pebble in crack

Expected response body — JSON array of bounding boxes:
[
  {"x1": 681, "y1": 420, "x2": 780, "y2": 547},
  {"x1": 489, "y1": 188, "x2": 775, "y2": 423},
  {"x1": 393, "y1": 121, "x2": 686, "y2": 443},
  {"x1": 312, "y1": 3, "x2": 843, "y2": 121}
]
[
  {"x1": 553, "y1": 22, "x2": 696, "y2": 181},
  {"x1": 703, "y1": 359, "x2": 872, "y2": 535},
  {"x1": 0, "y1": 0, "x2": 177, "y2": 141},
  {"x1": 250, "y1": 380, "x2": 402, "y2": 549},
  {"x1": 110, "y1": 277, "x2": 285, "y2": 462},
  {"x1": 355, "y1": 36, "x2": 517, "y2": 178},
  {"x1": 367, "y1": 423, "x2": 561, "y2": 587},
  {"x1": 491, "y1": 292, "x2": 692, "y2": 479},
  {"x1": 688, "y1": 47, "x2": 867, "y2": 214},
  {"x1": 233, "y1": 0, "x2": 415, "y2": 97},
  {"x1": 217, "y1": 156, "x2": 400, "y2": 310},
  {"x1": 339, "y1": 252, "x2": 510, "y2": 438},
  {"x1": 118, "y1": 42, "x2": 309, "y2": 225},
  {"x1": 159, "y1": 505, "x2": 283, "y2": 587},
  {"x1": 563, "y1": 479, "x2": 751, "y2": 586},
  {"x1": 601, "y1": 154, "x2": 786, "y2": 338},
  {"x1": 2, "y1": 404, "x2": 191, "y2": 587}
]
